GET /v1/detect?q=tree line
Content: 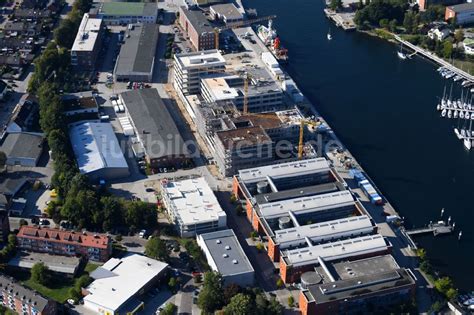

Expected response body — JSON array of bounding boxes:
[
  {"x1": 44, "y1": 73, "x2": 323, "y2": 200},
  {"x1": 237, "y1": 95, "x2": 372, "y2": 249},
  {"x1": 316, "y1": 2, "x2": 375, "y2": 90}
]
[{"x1": 31, "y1": 0, "x2": 157, "y2": 233}]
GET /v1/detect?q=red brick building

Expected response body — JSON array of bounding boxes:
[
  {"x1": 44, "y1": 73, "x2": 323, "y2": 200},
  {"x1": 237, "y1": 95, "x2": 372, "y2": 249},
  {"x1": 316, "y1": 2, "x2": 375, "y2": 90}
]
[
  {"x1": 17, "y1": 226, "x2": 112, "y2": 262},
  {"x1": 178, "y1": 7, "x2": 216, "y2": 51}
]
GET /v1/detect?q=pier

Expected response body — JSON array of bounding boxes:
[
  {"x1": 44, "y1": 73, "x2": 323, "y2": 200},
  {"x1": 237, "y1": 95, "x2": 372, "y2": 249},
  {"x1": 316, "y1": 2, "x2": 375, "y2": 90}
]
[
  {"x1": 395, "y1": 35, "x2": 474, "y2": 83},
  {"x1": 324, "y1": 9, "x2": 356, "y2": 31},
  {"x1": 406, "y1": 221, "x2": 454, "y2": 236}
]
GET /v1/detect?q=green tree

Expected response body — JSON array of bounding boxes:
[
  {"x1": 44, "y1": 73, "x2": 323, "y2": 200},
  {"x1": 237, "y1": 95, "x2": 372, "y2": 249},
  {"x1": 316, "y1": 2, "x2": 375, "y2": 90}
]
[
  {"x1": 434, "y1": 277, "x2": 453, "y2": 296},
  {"x1": 276, "y1": 278, "x2": 284, "y2": 288},
  {"x1": 123, "y1": 201, "x2": 157, "y2": 231},
  {"x1": 403, "y1": 11, "x2": 418, "y2": 34},
  {"x1": 168, "y1": 277, "x2": 177, "y2": 292},
  {"x1": 68, "y1": 287, "x2": 82, "y2": 303},
  {"x1": 442, "y1": 40, "x2": 453, "y2": 59},
  {"x1": 454, "y1": 28, "x2": 464, "y2": 44},
  {"x1": 30, "y1": 263, "x2": 49, "y2": 285},
  {"x1": 145, "y1": 237, "x2": 169, "y2": 261},
  {"x1": 198, "y1": 272, "x2": 224, "y2": 314},
  {"x1": 417, "y1": 248, "x2": 427, "y2": 260},
  {"x1": 100, "y1": 196, "x2": 124, "y2": 231},
  {"x1": 389, "y1": 19, "x2": 398, "y2": 32},
  {"x1": 379, "y1": 18, "x2": 389, "y2": 29},
  {"x1": 224, "y1": 293, "x2": 253, "y2": 315},
  {"x1": 446, "y1": 288, "x2": 458, "y2": 300},
  {"x1": 329, "y1": 0, "x2": 343, "y2": 11},
  {"x1": 54, "y1": 18, "x2": 80, "y2": 48},
  {"x1": 287, "y1": 295, "x2": 294, "y2": 307},
  {"x1": 223, "y1": 283, "x2": 241, "y2": 305},
  {"x1": 160, "y1": 303, "x2": 177, "y2": 315},
  {"x1": 266, "y1": 297, "x2": 284, "y2": 315}
]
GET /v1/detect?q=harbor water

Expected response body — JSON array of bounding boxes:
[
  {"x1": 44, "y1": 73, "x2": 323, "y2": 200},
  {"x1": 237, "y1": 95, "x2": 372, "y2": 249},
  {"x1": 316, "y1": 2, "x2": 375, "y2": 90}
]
[{"x1": 243, "y1": 0, "x2": 474, "y2": 291}]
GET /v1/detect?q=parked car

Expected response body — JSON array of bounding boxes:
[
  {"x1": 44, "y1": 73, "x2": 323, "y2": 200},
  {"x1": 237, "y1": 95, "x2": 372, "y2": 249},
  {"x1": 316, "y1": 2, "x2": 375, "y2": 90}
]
[{"x1": 139, "y1": 229, "x2": 147, "y2": 238}]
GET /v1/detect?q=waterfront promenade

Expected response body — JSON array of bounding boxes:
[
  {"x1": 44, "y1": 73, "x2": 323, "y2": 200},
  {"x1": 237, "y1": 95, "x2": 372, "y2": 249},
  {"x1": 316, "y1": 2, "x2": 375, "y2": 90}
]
[{"x1": 395, "y1": 34, "x2": 474, "y2": 82}]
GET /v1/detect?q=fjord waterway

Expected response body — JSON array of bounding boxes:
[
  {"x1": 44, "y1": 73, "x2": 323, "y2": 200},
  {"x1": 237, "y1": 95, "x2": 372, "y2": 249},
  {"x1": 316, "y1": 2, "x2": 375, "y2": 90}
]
[{"x1": 245, "y1": 0, "x2": 474, "y2": 290}]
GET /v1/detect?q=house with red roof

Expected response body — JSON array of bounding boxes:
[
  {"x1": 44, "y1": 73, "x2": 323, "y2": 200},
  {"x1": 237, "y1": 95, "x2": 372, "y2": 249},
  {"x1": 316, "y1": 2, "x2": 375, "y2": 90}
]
[{"x1": 16, "y1": 226, "x2": 112, "y2": 262}]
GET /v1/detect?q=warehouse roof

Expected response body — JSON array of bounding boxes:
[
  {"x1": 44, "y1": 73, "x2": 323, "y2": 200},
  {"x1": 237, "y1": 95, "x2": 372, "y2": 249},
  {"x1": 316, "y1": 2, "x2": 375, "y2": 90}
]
[
  {"x1": 85, "y1": 254, "x2": 168, "y2": 313},
  {"x1": 0, "y1": 132, "x2": 43, "y2": 161},
  {"x1": 115, "y1": 23, "x2": 158, "y2": 77},
  {"x1": 238, "y1": 158, "x2": 330, "y2": 183},
  {"x1": 180, "y1": 7, "x2": 214, "y2": 34},
  {"x1": 284, "y1": 234, "x2": 389, "y2": 267},
  {"x1": 9, "y1": 251, "x2": 81, "y2": 275},
  {"x1": 69, "y1": 121, "x2": 128, "y2": 175},
  {"x1": 94, "y1": 2, "x2": 157, "y2": 16},
  {"x1": 198, "y1": 229, "x2": 254, "y2": 277},
  {"x1": 161, "y1": 177, "x2": 226, "y2": 226},
  {"x1": 120, "y1": 89, "x2": 188, "y2": 159}
]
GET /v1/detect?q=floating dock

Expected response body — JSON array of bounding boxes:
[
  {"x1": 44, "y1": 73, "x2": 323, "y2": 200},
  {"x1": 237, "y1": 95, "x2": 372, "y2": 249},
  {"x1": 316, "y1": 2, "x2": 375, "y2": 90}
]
[{"x1": 406, "y1": 221, "x2": 454, "y2": 236}]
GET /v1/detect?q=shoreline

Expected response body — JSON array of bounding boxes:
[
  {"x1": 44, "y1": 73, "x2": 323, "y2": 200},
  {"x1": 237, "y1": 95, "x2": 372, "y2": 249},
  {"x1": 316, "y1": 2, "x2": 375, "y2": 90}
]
[{"x1": 237, "y1": 0, "x2": 466, "y2": 309}]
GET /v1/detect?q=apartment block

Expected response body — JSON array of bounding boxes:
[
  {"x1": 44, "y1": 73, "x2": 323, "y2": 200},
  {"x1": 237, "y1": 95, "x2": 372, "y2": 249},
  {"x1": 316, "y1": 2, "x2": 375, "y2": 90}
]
[
  {"x1": 71, "y1": 14, "x2": 104, "y2": 71},
  {"x1": 17, "y1": 226, "x2": 112, "y2": 262}
]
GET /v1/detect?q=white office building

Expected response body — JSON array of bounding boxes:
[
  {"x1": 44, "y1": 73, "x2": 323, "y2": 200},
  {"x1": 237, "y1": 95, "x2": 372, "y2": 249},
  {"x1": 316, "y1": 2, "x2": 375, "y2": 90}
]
[{"x1": 160, "y1": 177, "x2": 227, "y2": 237}]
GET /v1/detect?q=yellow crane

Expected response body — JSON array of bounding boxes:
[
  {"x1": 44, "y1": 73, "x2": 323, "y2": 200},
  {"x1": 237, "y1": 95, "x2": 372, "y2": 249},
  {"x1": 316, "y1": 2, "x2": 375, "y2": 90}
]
[
  {"x1": 213, "y1": 15, "x2": 277, "y2": 50},
  {"x1": 236, "y1": 112, "x2": 321, "y2": 159}
]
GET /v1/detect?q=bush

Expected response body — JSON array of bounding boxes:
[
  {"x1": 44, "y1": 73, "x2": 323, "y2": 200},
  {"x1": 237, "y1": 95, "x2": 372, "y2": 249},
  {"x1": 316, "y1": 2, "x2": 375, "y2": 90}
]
[
  {"x1": 249, "y1": 231, "x2": 258, "y2": 239},
  {"x1": 115, "y1": 234, "x2": 122, "y2": 242},
  {"x1": 276, "y1": 278, "x2": 284, "y2": 288},
  {"x1": 255, "y1": 242, "x2": 264, "y2": 252},
  {"x1": 288, "y1": 295, "x2": 294, "y2": 307}
]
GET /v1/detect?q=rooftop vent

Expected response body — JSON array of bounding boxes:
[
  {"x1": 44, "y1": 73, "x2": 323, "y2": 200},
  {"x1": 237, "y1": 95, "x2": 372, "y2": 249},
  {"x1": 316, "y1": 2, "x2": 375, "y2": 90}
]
[
  {"x1": 232, "y1": 259, "x2": 238, "y2": 264},
  {"x1": 222, "y1": 254, "x2": 228, "y2": 258},
  {"x1": 216, "y1": 239, "x2": 221, "y2": 244},
  {"x1": 225, "y1": 245, "x2": 231, "y2": 250}
]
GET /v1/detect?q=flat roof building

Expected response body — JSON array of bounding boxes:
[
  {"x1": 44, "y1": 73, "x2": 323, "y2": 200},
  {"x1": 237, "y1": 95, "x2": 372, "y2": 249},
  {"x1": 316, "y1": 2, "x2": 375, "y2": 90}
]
[
  {"x1": 210, "y1": 4, "x2": 244, "y2": 24},
  {"x1": 71, "y1": 14, "x2": 104, "y2": 71},
  {"x1": 114, "y1": 23, "x2": 159, "y2": 82},
  {"x1": 84, "y1": 254, "x2": 168, "y2": 315},
  {"x1": 120, "y1": 89, "x2": 190, "y2": 170},
  {"x1": 69, "y1": 121, "x2": 129, "y2": 181},
  {"x1": 89, "y1": 2, "x2": 157, "y2": 25},
  {"x1": 197, "y1": 229, "x2": 254, "y2": 287},
  {"x1": 173, "y1": 50, "x2": 226, "y2": 96},
  {"x1": 160, "y1": 177, "x2": 226, "y2": 237},
  {"x1": 299, "y1": 255, "x2": 416, "y2": 315},
  {"x1": 200, "y1": 72, "x2": 283, "y2": 113},
  {"x1": 62, "y1": 91, "x2": 99, "y2": 118},
  {"x1": 178, "y1": 7, "x2": 216, "y2": 51},
  {"x1": 281, "y1": 234, "x2": 391, "y2": 283},
  {"x1": 0, "y1": 132, "x2": 44, "y2": 167},
  {"x1": 9, "y1": 251, "x2": 81, "y2": 276}
]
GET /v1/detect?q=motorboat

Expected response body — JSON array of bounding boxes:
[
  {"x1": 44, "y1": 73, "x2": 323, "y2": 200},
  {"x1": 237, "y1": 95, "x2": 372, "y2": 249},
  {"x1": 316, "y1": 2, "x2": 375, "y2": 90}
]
[
  {"x1": 442, "y1": 109, "x2": 447, "y2": 117},
  {"x1": 448, "y1": 110, "x2": 453, "y2": 118},
  {"x1": 454, "y1": 110, "x2": 459, "y2": 118},
  {"x1": 454, "y1": 128, "x2": 462, "y2": 139},
  {"x1": 460, "y1": 111, "x2": 464, "y2": 119},
  {"x1": 464, "y1": 138, "x2": 471, "y2": 150},
  {"x1": 454, "y1": 75, "x2": 463, "y2": 82}
]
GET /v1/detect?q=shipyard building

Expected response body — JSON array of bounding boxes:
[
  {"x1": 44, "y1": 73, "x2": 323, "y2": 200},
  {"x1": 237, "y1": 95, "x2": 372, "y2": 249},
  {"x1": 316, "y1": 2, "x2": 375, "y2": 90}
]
[
  {"x1": 232, "y1": 158, "x2": 395, "y2": 284},
  {"x1": 120, "y1": 89, "x2": 190, "y2": 170},
  {"x1": 114, "y1": 23, "x2": 159, "y2": 82},
  {"x1": 178, "y1": 7, "x2": 216, "y2": 51},
  {"x1": 298, "y1": 255, "x2": 416, "y2": 315}
]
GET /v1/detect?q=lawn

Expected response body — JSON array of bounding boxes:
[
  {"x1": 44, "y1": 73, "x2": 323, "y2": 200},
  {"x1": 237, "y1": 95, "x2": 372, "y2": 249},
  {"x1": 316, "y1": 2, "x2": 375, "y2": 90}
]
[{"x1": 24, "y1": 279, "x2": 72, "y2": 303}]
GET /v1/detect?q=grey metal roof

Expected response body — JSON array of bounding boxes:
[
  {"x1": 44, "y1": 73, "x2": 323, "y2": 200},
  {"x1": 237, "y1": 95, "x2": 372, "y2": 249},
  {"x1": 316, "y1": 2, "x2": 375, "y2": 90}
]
[
  {"x1": 9, "y1": 251, "x2": 81, "y2": 274},
  {"x1": 0, "y1": 273, "x2": 52, "y2": 311},
  {"x1": 254, "y1": 182, "x2": 340, "y2": 204},
  {"x1": 448, "y1": 2, "x2": 474, "y2": 13},
  {"x1": 0, "y1": 172, "x2": 27, "y2": 197},
  {"x1": 121, "y1": 89, "x2": 188, "y2": 159},
  {"x1": 210, "y1": 3, "x2": 243, "y2": 20},
  {"x1": 180, "y1": 7, "x2": 214, "y2": 34},
  {"x1": 0, "y1": 132, "x2": 43, "y2": 160},
  {"x1": 115, "y1": 23, "x2": 159, "y2": 76},
  {"x1": 199, "y1": 229, "x2": 254, "y2": 277}
]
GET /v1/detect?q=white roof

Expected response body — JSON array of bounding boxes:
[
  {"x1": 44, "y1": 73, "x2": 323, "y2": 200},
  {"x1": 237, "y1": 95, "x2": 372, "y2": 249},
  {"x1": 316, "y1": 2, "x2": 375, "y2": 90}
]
[
  {"x1": 238, "y1": 158, "x2": 330, "y2": 183},
  {"x1": 285, "y1": 234, "x2": 388, "y2": 267},
  {"x1": 85, "y1": 254, "x2": 168, "y2": 312},
  {"x1": 162, "y1": 177, "x2": 226, "y2": 225},
  {"x1": 69, "y1": 121, "x2": 128, "y2": 175},
  {"x1": 175, "y1": 49, "x2": 226, "y2": 69},
  {"x1": 259, "y1": 191, "x2": 354, "y2": 219},
  {"x1": 72, "y1": 14, "x2": 102, "y2": 52},
  {"x1": 275, "y1": 215, "x2": 374, "y2": 247},
  {"x1": 201, "y1": 74, "x2": 240, "y2": 101}
]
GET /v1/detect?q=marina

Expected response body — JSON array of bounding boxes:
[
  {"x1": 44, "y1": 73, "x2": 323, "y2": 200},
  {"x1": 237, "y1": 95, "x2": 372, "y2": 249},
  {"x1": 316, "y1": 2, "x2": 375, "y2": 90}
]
[{"x1": 406, "y1": 221, "x2": 455, "y2": 236}]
